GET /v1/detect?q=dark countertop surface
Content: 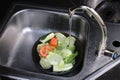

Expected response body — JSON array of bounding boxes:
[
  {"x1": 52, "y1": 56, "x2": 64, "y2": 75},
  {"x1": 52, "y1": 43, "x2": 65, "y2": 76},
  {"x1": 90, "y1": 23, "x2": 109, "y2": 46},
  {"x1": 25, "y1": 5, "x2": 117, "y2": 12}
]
[{"x1": 0, "y1": 0, "x2": 120, "y2": 80}]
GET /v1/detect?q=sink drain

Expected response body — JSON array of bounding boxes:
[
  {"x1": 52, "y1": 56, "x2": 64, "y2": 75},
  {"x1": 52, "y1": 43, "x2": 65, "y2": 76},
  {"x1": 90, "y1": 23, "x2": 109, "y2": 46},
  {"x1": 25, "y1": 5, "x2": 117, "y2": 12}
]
[{"x1": 112, "y1": 41, "x2": 120, "y2": 47}]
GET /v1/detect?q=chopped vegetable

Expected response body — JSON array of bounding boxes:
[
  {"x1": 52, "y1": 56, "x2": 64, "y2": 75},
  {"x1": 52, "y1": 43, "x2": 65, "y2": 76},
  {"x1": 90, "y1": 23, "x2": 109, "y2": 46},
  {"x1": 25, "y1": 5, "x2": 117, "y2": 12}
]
[
  {"x1": 64, "y1": 52, "x2": 78, "y2": 64},
  {"x1": 57, "y1": 38, "x2": 69, "y2": 49},
  {"x1": 67, "y1": 45, "x2": 75, "y2": 52},
  {"x1": 37, "y1": 32, "x2": 78, "y2": 72},
  {"x1": 61, "y1": 49, "x2": 72, "y2": 58},
  {"x1": 55, "y1": 33, "x2": 68, "y2": 49},
  {"x1": 37, "y1": 43, "x2": 49, "y2": 53},
  {"x1": 46, "y1": 52, "x2": 62, "y2": 65},
  {"x1": 40, "y1": 32, "x2": 55, "y2": 43},
  {"x1": 40, "y1": 58, "x2": 52, "y2": 69},
  {"x1": 53, "y1": 60, "x2": 73, "y2": 72},
  {"x1": 55, "y1": 32, "x2": 66, "y2": 42},
  {"x1": 39, "y1": 45, "x2": 53, "y2": 58},
  {"x1": 67, "y1": 36, "x2": 76, "y2": 46},
  {"x1": 50, "y1": 37, "x2": 58, "y2": 47}
]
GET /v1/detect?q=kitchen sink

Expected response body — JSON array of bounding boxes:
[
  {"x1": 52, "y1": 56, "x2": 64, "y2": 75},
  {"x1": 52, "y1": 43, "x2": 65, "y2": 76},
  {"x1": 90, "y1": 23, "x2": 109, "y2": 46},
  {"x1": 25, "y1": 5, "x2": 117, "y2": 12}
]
[
  {"x1": 0, "y1": 8, "x2": 89, "y2": 77},
  {"x1": 1, "y1": 3, "x2": 120, "y2": 80}
]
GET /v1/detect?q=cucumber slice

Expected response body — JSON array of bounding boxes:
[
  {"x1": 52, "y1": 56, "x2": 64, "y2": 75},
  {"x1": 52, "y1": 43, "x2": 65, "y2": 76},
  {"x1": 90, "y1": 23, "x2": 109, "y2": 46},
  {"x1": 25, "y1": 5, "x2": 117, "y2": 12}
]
[
  {"x1": 53, "y1": 61, "x2": 73, "y2": 72},
  {"x1": 61, "y1": 49, "x2": 72, "y2": 58},
  {"x1": 55, "y1": 33, "x2": 66, "y2": 42},
  {"x1": 40, "y1": 33, "x2": 55, "y2": 43},
  {"x1": 46, "y1": 52, "x2": 62, "y2": 65},
  {"x1": 40, "y1": 58, "x2": 52, "y2": 69},
  {"x1": 67, "y1": 36, "x2": 76, "y2": 46},
  {"x1": 55, "y1": 32, "x2": 66, "y2": 49},
  {"x1": 67, "y1": 45, "x2": 75, "y2": 52}
]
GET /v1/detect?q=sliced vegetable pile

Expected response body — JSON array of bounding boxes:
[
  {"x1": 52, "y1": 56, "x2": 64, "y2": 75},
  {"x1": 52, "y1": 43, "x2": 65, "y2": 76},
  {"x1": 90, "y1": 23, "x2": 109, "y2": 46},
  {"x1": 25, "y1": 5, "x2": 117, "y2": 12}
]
[{"x1": 37, "y1": 32, "x2": 78, "y2": 72}]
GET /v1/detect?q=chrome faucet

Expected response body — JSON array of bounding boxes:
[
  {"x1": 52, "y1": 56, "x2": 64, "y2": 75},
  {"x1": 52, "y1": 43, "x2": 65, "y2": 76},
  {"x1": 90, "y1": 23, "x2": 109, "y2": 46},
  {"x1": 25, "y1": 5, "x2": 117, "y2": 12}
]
[{"x1": 69, "y1": 6, "x2": 107, "y2": 57}]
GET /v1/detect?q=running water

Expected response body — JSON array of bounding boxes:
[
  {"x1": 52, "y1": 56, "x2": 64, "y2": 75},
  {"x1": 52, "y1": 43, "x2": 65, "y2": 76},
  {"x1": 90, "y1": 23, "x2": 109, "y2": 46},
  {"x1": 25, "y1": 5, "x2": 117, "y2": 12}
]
[
  {"x1": 68, "y1": 9, "x2": 73, "y2": 37},
  {"x1": 68, "y1": 9, "x2": 73, "y2": 46}
]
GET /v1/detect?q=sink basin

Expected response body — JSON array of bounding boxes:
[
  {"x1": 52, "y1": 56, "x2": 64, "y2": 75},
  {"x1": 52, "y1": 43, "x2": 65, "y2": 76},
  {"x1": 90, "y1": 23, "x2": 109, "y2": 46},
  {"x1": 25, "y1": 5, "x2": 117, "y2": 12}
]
[{"x1": 0, "y1": 8, "x2": 89, "y2": 77}]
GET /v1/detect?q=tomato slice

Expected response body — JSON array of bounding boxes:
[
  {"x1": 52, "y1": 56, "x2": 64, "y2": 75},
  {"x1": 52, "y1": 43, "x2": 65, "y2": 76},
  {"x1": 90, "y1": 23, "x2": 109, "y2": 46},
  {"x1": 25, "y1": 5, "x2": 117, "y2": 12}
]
[
  {"x1": 50, "y1": 37, "x2": 58, "y2": 48},
  {"x1": 39, "y1": 45, "x2": 53, "y2": 58}
]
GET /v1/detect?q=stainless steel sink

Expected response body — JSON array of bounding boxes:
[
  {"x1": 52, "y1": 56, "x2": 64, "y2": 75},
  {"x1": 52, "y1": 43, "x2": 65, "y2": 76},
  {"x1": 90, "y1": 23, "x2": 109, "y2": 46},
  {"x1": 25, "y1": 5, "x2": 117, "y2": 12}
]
[
  {"x1": 0, "y1": 9, "x2": 89, "y2": 77},
  {"x1": 1, "y1": 4, "x2": 120, "y2": 80}
]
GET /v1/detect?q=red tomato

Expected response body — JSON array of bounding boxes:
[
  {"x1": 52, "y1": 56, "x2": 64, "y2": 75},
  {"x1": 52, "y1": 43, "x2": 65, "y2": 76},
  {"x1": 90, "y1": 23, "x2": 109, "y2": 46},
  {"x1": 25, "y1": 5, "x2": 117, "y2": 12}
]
[
  {"x1": 39, "y1": 45, "x2": 53, "y2": 58},
  {"x1": 50, "y1": 37, "x2": 58, "y2": 48}
]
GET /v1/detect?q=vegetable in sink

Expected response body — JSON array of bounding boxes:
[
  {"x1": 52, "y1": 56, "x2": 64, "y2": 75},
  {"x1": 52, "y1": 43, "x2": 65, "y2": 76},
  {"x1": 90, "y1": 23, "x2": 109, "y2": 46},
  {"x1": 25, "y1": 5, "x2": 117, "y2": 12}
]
[{"x1": 37, "y1": 32, "x2": 78, "y2": 72}]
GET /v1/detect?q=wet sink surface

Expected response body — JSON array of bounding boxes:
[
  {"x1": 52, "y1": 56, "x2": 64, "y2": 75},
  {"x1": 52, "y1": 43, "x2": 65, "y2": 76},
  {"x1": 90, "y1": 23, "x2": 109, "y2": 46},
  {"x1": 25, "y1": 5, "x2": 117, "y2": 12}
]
[{"x1": 0, "y1": 9, "x2": 89, "y2": 77}]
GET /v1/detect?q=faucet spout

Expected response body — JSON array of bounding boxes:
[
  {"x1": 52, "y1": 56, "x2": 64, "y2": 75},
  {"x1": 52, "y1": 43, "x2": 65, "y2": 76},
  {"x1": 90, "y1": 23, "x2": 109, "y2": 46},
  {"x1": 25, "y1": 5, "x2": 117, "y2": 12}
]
[{"x1": 69, "y1": 6, "x2": 107, "y2": 57}]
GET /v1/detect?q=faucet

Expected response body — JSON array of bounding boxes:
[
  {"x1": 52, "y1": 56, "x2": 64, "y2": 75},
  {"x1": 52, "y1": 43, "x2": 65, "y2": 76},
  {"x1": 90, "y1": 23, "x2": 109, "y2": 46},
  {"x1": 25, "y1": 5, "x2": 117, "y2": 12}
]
[{"x1": 69, "y1": 6, "x2": 107, "y2": 57}]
